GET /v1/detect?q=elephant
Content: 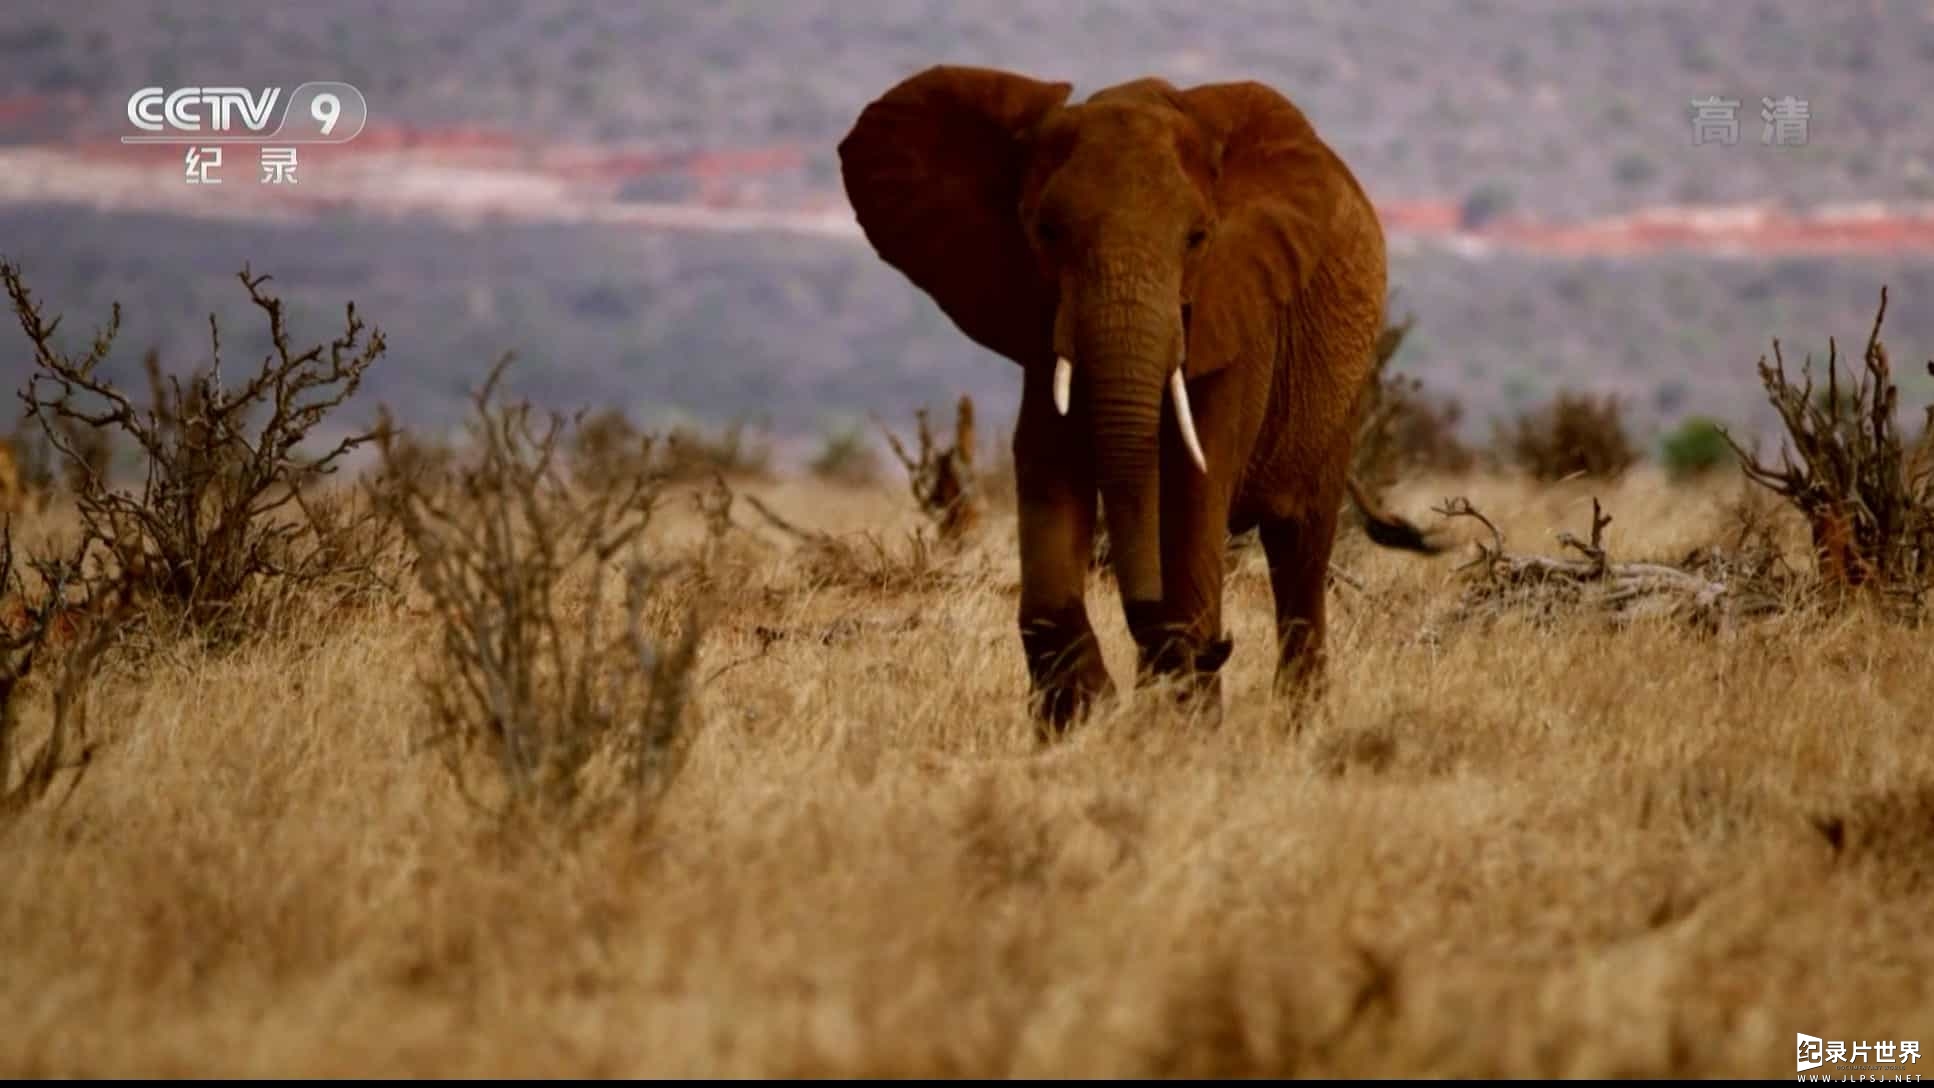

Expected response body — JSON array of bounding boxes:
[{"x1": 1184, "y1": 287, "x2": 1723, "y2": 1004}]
[{"x1": 838, "y1": 64, "x2": 1441, "y2": 732}]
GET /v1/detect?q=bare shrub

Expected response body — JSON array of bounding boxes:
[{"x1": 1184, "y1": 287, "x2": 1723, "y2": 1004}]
[
  {"x1": 3, "y1": 260, "x2": 401, "y2": 644},
  {"x1": 568, "y1": 406, "x2": 660, "y2": 494},
  {"x1": 568, "y1": 411, "x2": 771, "y2": 490},
  {"x1": 656, "y1": 418, "x2": 773, "y2": 483},
  {"x1": 878, "y1": 394, "x2": 982, "y2": 545},
  {"x1": 1495, "y1": 391, "x2": 1638, "y2": 482},
  {"x1": 371, "y1": 356, "x2": 718, "y2": 830},
  {"x1": 808, "y1": 425, "x2": 883, "y2": 487},
  {"x1": 0, "y1": 523, "x2": 131, "y2": 830},
  {"x1": 1720, "y1": 285, "x2": 1934, "y2": 610},
  {"x1": 1353, "y1": 313, "x2": 1476, "y2": 489}
]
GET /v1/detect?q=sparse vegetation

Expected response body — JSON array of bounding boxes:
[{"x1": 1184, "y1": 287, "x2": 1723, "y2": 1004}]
[
  {"x1": 13, "y1": 407, "x2": 116, "y2": 498},
  {"x1": 0, "y1": 523, "x2": 129, "y2": 830},
  {"x1": 733, "y1": 483, "x2": 971, "y2": 595},
  {"x1": 567, "y1": 405, "x2": 659, "y2": 494},
  {"x1": 656, "y1": 418, "x2": 774, "y2": 483},
  {"x1": 1353, "y1": 313, "x2": 1478, "y2": 492},
  {"x1": 3, "y1": 260, "x2": 403, "y2": 646},
  {"x1": 369, "y1": 356, "x2": 718, "y2": 830},
  {"x1": 569, "y1": 408, "x2": 774, "y2": 489},
  {"x1": 7, "y1": 6, "x2": 1934, "y2": 1070},
  {"x1": 1720, "y1": 285, "x2": 1934, "y2": 610},
  {"x1": 2, "y1": 264, "x2": 1933, "y2": 1078},
  {"x1": 878, "y1": 395, "x2": 982, "y2": 545},
  {"x1": 1659, "y1": 415, "x2": 1735, "y2": 479},
  {"x1": 1, "y1": 459, "x2": 1927, "y2": 1078},
  {"x1": 1427, "y1": 493, "x2": 1787, "y2": 633},
  {"x1": 807, "y1": 424, "x2": 883, "y2": 487},
  {"x1": 1495, "y1": 389, "x2": 1639, "y2": 481}
]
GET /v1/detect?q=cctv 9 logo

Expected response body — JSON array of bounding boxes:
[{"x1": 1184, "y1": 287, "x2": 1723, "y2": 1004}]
[{"x1": 123, "y1": 81, "x2": 368, "y2": 144}]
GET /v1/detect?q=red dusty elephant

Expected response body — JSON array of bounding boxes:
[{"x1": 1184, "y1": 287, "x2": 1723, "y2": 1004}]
[{"x1": 838, "y1": 65, "x2": 1441, "y2": 734}]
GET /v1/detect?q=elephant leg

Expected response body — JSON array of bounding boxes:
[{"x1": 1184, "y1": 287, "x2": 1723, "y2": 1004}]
[
  {"x1": 1127, "y1": 377, "x2": 1242, "y2": 721},
  {"x1": 1258, "y1": 500, "x2": 1340, "y2": 702},
  {"x1": 1014, "y1": 369, "x2": 1113, "y2": 737}
]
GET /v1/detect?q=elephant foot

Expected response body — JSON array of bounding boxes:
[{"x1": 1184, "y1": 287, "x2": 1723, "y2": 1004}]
[
  {"x1": 1169, "y1": 669, "x2": 1225, "y2": 728},
  {"x1": 1020, "y1": 606, "x2": 1116, "y2": 740},
  {"x1": 1125, "y1": 602, "x2": 1233, "y2": 726},
  {"x1": 1273, "y1": 644, "x2": 1330, "y2": 715},
  {"x1": 1030, "y1": 677, "x2": 1115, "y2": 740}
]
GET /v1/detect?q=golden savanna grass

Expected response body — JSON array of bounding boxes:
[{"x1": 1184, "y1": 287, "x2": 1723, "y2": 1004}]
[{"x1": 2, "y1": 465, "x2": 1932, "y2": 1078}]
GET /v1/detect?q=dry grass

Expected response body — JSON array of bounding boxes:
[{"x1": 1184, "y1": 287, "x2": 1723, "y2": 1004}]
[{"x1": 0, "y1": 462, "x2": 1929, "y2": 1077}]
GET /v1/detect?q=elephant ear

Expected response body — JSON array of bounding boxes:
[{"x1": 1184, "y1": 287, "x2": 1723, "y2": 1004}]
[
  {"x1": 839, "y1": 66, "x2": 1073, "y2": 368},
  {"x1": 1177, "y1": 81, "x2": 1346, "y2": 379}
]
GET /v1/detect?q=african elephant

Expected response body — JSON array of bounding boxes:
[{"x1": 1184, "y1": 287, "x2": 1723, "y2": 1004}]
[{"x1": 838, "y1": 65, "x2": 1439, "y2": 732}]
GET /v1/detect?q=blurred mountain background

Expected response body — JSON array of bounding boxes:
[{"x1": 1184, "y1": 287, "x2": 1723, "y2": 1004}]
[{"x1": 4, "y1": 0, "x2": 1934, "y2": 467}]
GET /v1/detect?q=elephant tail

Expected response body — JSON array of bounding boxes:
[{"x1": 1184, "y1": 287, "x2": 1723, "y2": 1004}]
[{"x1": 1346, "y1": 474, "x2": 1446, "y2": 555}]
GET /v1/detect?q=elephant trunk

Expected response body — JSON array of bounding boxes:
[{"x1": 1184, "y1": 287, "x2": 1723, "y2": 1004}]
[
  {"x1": 1091, "y1": 368, "x2": 1166, "y2": 609},
  {"x1": 1068, "y1": 281, "x2": 1183, "y2": 621}
]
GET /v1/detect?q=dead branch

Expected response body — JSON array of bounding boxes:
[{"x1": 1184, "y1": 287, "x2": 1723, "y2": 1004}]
[
  {"x1": 1429, "y1": 496, "x2": 1783, "y2": 631},
  {"x1": 876, "y1": 395, "x2": 981, "y2": 544}
]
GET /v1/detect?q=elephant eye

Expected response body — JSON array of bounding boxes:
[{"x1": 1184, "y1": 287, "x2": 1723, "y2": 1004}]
[
  {"x1": 1036, "y1": 219, "x2": 1062, "y2": 246},
  {"x1": 1186, "y1": 227, "x2": 1208, "y2": 250}
]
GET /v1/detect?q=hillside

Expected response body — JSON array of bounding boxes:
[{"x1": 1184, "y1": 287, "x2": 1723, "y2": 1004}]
[
  {"x1": 10, "y1": 0, "x2": 1934, "y2": 217},
  {"x1": 5, "y1": 1, "x2": 1934, "y2": 462},
  {"x1": 5, "y1": 202, "x2": 1933, "y2": 469}
]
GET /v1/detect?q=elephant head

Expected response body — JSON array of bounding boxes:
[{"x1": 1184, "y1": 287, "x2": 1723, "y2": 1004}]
[{"x1": 839, "y1": 66, "x2": 1341, "y2": 615}]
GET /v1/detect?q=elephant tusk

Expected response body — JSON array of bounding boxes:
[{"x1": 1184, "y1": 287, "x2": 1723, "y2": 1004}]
[
  {"x1": 1171, "y1": 367, "x2": 1208, "y2": 473},
  {"x1": 1053, "y1": 356, "x2": 1073, "y2": 417}
]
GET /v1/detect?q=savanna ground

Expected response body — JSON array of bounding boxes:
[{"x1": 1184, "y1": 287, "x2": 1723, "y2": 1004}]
[
  {"x1": 3, "y1": 460, "x2": 1931, "y2": 1078},
  {"x1": 1, "y1": 256, "x2": 1931, "y2": 1078}
]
